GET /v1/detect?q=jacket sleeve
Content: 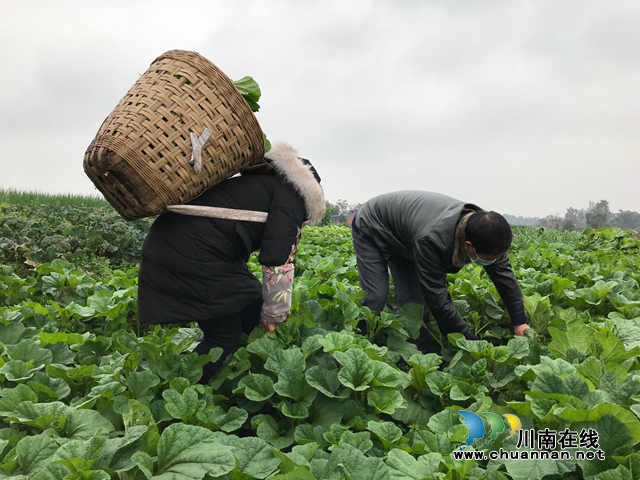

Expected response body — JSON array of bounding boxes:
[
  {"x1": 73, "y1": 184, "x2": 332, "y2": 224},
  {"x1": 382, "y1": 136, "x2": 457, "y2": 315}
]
[
  {"x1": 413, "y1": 239, "x2": 476, "y2": 339},
  {"x1": 258, "y1": 186, "x2": 307, "y2": 324},
  {"x1": 483, "y1": 255, "x2": 528, "y2": 326}
]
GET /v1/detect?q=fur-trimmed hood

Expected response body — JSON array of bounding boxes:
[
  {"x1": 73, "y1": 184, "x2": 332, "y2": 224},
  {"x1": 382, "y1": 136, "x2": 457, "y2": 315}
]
[{"x1": 260, "y1": 142, "x2": 326, "y2": 226}]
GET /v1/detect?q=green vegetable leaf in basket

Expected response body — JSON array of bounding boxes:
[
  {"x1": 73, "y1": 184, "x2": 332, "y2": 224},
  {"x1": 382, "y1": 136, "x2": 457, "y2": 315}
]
[
  {"x1": 233, "y1": 76, "x2": 270, "y2": 152},
  {"x1": 234, "y1": 76, "x2": 262, "y2": 112}
]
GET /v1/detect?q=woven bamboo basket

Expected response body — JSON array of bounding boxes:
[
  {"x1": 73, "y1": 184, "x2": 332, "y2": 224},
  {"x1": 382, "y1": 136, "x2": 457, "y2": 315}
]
[{"x1": 83, "y1": 50, "x2": 265, "y2": 220}]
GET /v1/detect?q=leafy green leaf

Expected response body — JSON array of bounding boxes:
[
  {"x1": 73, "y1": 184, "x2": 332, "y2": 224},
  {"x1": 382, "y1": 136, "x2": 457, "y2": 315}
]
[
  {"x1": 162, "y1": 387, "x2": 206, "y2": 421},
  {"x1": 0, "y1": 360, "x2": 41, "y2": 381},
  {"x1": 15, "y1": 434, "x2": 60, "y2": 474},
  {"x1": 548, "y1": 325, "x2": 593, "y2": 358},
  {"x1": 367, "y1": 387, "x2": 405, "y2": 415},
  {"x1": 154, "y1": 424, "x2": 236, "y2": 479},
  {"x1": 6, "y1": 339, "x2": 54, "y2": 366},
  {"x1": 575, "y1": 414, "x2": 633, "y2": 456},
  {"x1": 334, "y1": 349, "x2": 375, "y2": 391},
  {"x1": 203, "y1": 406, "x2": 248, "y2": 433},
  {"x1": 287, "y1": 442, "x2": 320, "y2": 466},
  {"x1": 39, "y1": 332, "x2": 84, "y2": 347},
  {"x1": 255, "y1": 415, "x2": 295, "y2": 449},
  {"x1": 64, "y1": 408, "x2": 115, "y2": 441},
  {"x1": 427, "y1": 409, "x2": 462, "y2": 434},
  {"x1": 236, "y1": 373, "x2": 276, "y2": 402},
  {"x1": 96, "y1": 425, "x2": 148, "y2": 472},
  {"x1": 52, "y1": 435, "x2": 107, "y2": 471},
  {"x1": 425, "y1": 370, "x2": 452, "y2": 396},
  {"x1": 319, "y1": 333, "x2": 360, "y2": 353},
  {"x1": 246, "y1": 337, "x2": 282, "y2": 361},
  {"x1": 0, "y1": 384, "x2": 38, "y2": 414},
  {"x1": 229, "y1": 436, "x2": 281, "y2": 479},
  {"x1": 269, "y1": 467, "x2": 317, "y2": 480},
  {"x1": 295, "y1": 424, "x2": 329, "y2": 446},
  {"x1": 274, "y1": 368, "x2": 317, "y2": 405},
  {"x1": 132, "y1": 451, "x2": 154, "y2": 479},
  {"x1": 385, "y1": 449, "x2": 432, "y2": 480},
  {"x1": 593, "y1": 465, "x2": 633, "y2": 480},
  {"x1": 396, "y1": 303, "x2": 425, "y2": 339},
  {"x1": 305, "y1": 365, "x2": 348, "y2": 399},
  {"x1": 555, "y1": 403, "x2": 640, "y2": 443},
  {"x1": 8, "y1": 401, "x2": 69, "y2": 430},
  {"x1": 507, "y1": 336, "x2": 530, "y2": 359},
  {"x1": 411, "y1": 428, "x2": 452, "y2": 455},
  {"x1": 234, "y1": 76, "x2": 262, "y2": 103},
  {"x1": 367, "y1": 420, "x2": 403, "y2": 448},
  {"x1": 265, "y1": 347, "x2": 306, "y2": 375},
  {"x1": 339, "y1": 430, "x2": 373, "y2": 454},
  {"x1": 497, "y1": 456, "x2": 577, "y2": 480},
  {"x1": 155, "y1": 353, "x2": 205, "y2": 384},
  {"x1": 123, "y1": 370, "x2": 160, "y2": 399},
  {"x1": 326, "y1": 444, "x2": 390, "y2": 480},
  {"x1": 30, "y1": 463, "x2": 70, "y2": 480},
  {"x1": 371, "y1": 361, "x2": 403, "y2": 388}
]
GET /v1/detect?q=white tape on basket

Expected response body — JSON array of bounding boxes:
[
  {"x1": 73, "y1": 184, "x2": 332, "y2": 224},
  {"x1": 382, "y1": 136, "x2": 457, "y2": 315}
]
[{"x1": 189, "y1": 128, "x2": 213, "y2": 174}]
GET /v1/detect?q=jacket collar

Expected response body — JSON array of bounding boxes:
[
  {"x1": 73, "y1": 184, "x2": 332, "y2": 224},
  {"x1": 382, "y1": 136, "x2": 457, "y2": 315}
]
[{"x1": 452, "y1": 212, "x2": 475, "y2": 268}]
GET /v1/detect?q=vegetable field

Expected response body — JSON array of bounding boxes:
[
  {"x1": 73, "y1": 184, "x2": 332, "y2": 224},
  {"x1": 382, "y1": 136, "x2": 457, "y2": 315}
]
[{"x1": 1, "y1": 199, "x2": 640, "y2": 480}]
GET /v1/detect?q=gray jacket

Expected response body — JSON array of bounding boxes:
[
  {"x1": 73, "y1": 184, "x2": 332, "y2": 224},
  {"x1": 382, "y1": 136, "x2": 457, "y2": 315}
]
[{"x1": 355, "y1": 191, "x2": 528, "y2": 334}]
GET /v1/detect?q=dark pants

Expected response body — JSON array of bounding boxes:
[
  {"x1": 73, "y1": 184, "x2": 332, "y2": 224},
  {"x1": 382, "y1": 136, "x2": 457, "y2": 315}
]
[
  {"x1": 351, "y1": 219, "x2": 435, "y2": 353},
  {"x1": 194, "y1": 298, "x2": 262, "y2": 384}
]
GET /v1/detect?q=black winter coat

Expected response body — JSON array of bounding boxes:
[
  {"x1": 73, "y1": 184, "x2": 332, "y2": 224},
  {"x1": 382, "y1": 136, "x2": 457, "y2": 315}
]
[{"x1": 138, "y1": 170, "x2": 310, "y2": 325}]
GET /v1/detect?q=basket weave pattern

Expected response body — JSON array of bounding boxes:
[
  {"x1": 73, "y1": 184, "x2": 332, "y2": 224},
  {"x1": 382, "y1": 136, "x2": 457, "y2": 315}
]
[{"x1": 83, "y1": 50, "x2": 265, "y2": 220}]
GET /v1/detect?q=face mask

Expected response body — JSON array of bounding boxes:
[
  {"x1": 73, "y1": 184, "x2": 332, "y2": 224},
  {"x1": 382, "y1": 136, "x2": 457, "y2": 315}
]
[{"x1": 471, "y1": 255, "x2": 497, "y2": 266}]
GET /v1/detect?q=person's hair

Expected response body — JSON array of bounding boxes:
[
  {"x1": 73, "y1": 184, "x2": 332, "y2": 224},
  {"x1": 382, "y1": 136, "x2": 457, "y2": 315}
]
[
  {"x1": 465, "y1": 210, "x2": 513, "y2": 255},
  {"x1": 299, "y1": 158, "x2": 322, "y2": 184}
]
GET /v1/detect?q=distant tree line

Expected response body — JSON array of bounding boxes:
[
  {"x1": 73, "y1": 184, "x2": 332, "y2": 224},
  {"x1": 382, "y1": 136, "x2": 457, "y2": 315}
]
[
  {"x1": 323, "y1": 198, "x2": 640, "y2": 233},
  {"x1": 320, "y1": 200, "x2": 363, "y2": 226},
  {"x1": 506, "y1": 200, "x2": 640, "y2": 232},
  {"x1": 502, "y1": 214, "x2": 540, "y2": 227}
]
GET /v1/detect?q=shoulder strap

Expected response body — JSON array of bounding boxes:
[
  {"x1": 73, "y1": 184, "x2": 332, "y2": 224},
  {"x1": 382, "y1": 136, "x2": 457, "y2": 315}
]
[{"x1": 165, "y1": 205, "x2": 268, "y2": 223}]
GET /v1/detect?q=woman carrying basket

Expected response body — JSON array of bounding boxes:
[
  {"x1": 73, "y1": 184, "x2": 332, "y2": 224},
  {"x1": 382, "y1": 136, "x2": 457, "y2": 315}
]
[{"x1": 137, "y1": 142, "x2": 325, "y2": 384}]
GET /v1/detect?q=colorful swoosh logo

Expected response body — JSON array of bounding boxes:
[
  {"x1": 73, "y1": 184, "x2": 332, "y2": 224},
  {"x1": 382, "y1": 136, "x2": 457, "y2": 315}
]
[{"x1": 458, "y1": 411, "x2": 522, "y2": 446}]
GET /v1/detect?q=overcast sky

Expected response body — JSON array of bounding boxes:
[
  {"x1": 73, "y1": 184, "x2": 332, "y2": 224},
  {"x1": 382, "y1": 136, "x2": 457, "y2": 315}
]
[{"x1": 1, "y1": 1, "x2": 639, "y2": 217}]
